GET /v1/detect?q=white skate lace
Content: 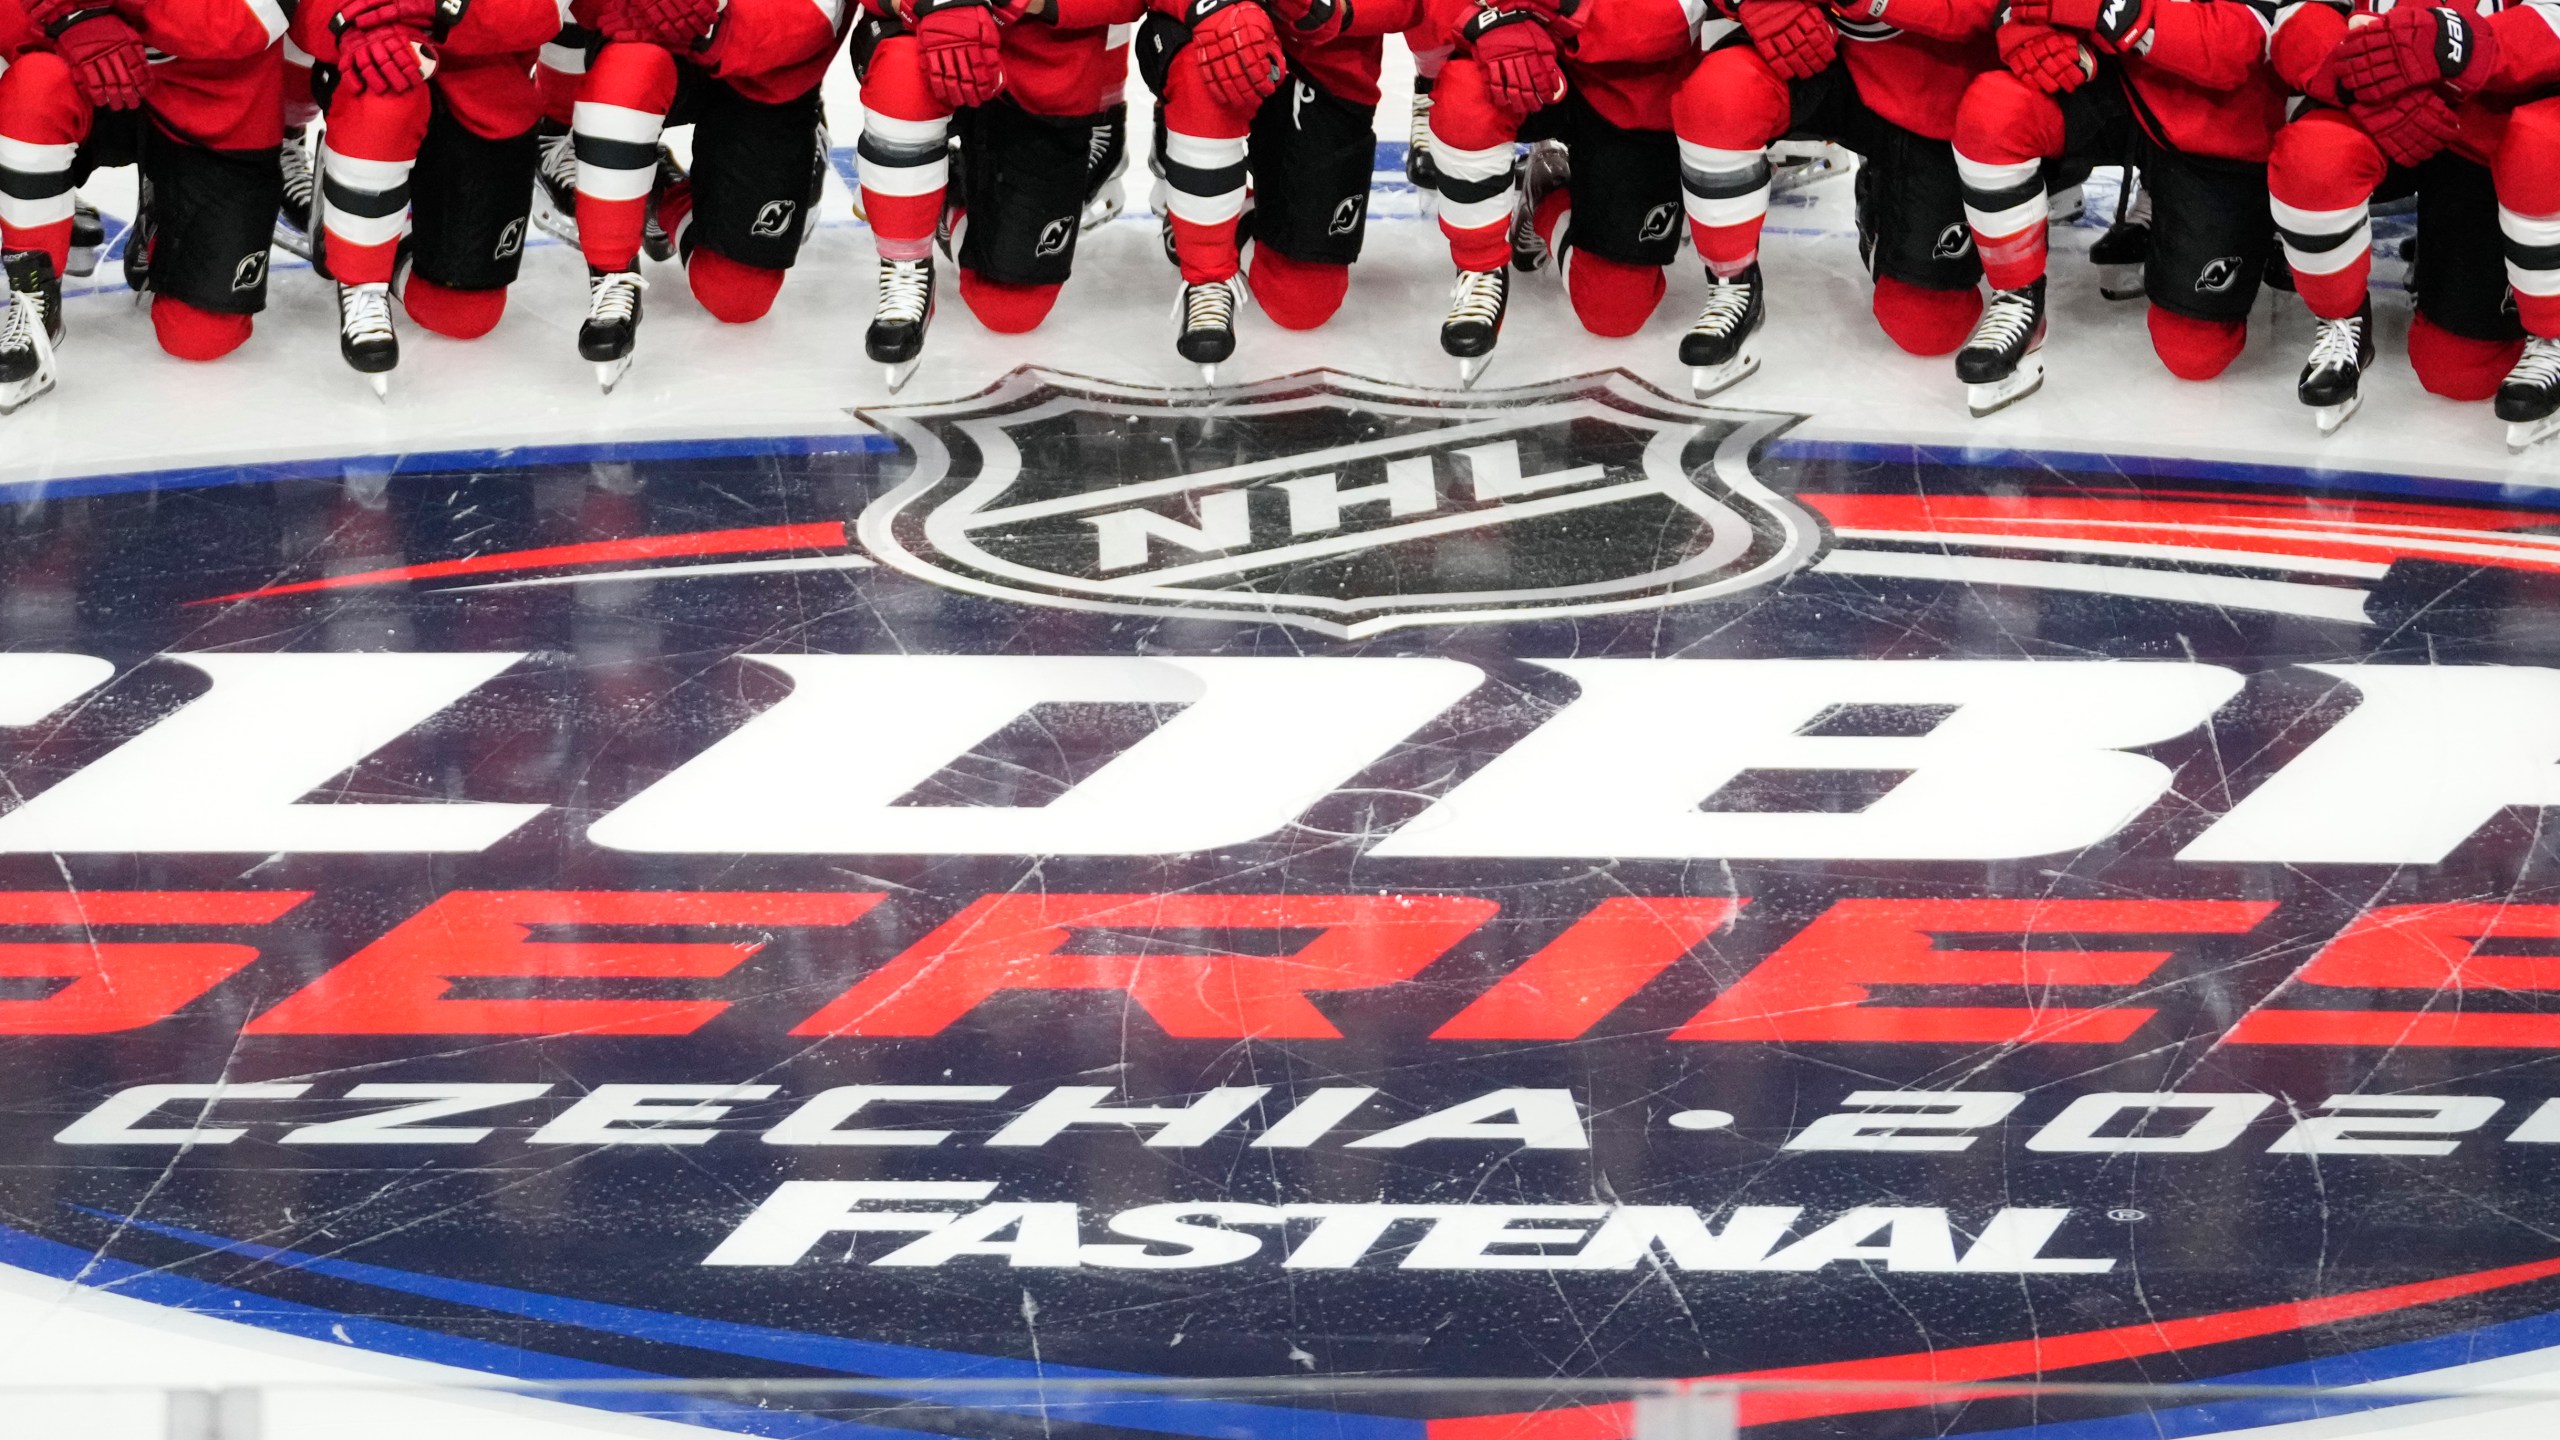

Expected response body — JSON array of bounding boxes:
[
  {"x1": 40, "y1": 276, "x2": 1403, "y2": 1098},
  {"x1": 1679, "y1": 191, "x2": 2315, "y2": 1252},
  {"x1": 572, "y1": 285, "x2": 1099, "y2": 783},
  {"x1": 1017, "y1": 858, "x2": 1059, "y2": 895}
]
[
  {"x1": 280, "y1": 135, "x2": 315, "y2": 213},
  {"x1": 2511, "y1": 337, "x2": 2560, "y2": 390},
  {"x1": 1446, "y1": 268, "x2": 1506, "y2": 328},
  {"x1": 2307, "y1": 312, "x2": 2365, "y2": 374},
  {"x1": 1181, "y1": 277, "x2": 1240, "y2": 335},
  {"x1": 876, "y1": 259, "x2": 932, "y2": 325},
  {"x1": 339, "y1": 283, "x2": 393, "y2": 347},
  {"x1": 1967, "y1": 290, "x2": 2039, "y2": 355},
  {"x1": 0, "y1": 281, "x2": 48, "y2": 361},
  {"x1": 540, "y1": 131, "x2": 578, "y2": 193},
  {"x1": 1408, "y1": 92, "x2": 1433, "y2": 155},
  {"x1": 588, "y1": 269, "x2": 647, "y2": 325},
  {"x1": 1688, "y1": 276, "x2": 1755, "y2": 340}
]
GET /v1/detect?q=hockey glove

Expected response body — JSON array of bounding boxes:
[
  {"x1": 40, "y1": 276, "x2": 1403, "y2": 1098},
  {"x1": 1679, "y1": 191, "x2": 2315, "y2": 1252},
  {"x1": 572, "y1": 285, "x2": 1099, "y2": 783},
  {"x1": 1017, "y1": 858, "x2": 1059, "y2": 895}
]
[
  {"x1": 2005, "y1": 0, "x2": 2149, "y2": 48},
  {"x1": 618, "y1": 0, "x2": 721, "y2": 46},
  {"x1": 47, "y1": 9, "x2": 147, "y2": 110},
  {"x1": 912, "y1": 0, "x2": 1006, "y2": 107},
  {"x1": 2357, "y1": 85, "x2": 2464, "y2": 164},
  {"x1": 329, "y1": 0, "x2": 433, "y2": 32},
  {"x1": 1270, "y1": 0, "x2": 1351, "y2": 45},
  {"x1": 339, "y1": 22, "x2": 433, "y2": 93},
  {"x1": 1738, "y1": 0, "x2": 1835, "y2": 78},
  {"x1": 1188, "y1": 0, "x2": 1284, "y2": 108},
  {"x1": 1998, "y1": 20, "x2": 2094, "y2": 90},
  {"x1": 2339, "y1": 4, "x2": 2500, "y2": 99},
  {"x1": 2301, "y1": 35, "x2": 2360, "y2": 105},
  {"x1": 1462, "y1": 7, "x2": 1565, "y2": 117}
]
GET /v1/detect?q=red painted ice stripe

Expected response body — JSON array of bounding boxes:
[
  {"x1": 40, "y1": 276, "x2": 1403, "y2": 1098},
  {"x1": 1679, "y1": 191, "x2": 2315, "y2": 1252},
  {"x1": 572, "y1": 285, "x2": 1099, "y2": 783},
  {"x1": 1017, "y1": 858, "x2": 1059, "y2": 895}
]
[
  {"x1": 1428, "y1": 1255, "x2": 2560, "y2": 1440},
  {"x1": 195, "y1": 522, "x2": 852, "y2": 603},
  {"x1": 1798, "y1": 492, "x2": 2560, "y2": 535}
]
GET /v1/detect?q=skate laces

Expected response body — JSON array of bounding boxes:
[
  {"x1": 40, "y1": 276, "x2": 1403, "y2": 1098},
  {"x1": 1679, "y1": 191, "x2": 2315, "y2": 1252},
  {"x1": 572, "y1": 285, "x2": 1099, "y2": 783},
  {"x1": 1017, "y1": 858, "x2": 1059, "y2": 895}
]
[
  {"x1": 1447, "y1": 268, "x2": 1506, "y2": 326},
  {"x1": 1690, "y1": 275, "x2": 1754, "y2": 336},
  {"x1": 1409, "y1": 93, "x2": 1433, "y2": 150},
  {"x1": 1182, "y1": 277, "x2": 1241, "y2": 334},
  {"x1": 0, "y1": 283, "x2": 48, "y2": 358},
  {"x1": 2308, "y1": 312, "x2": 2365, "y2": 372},
  {"x1": 2513, "y1": 337, "x2": 2560, "y2": 388},
  {"x1": 1968, "y1": 289, "x2": 2038, "y2": 352},
  {"x1": 280, "y1": 138, "x2": 315, "y2": 212},
  {"x1": 876, "y1": 259, "x2": 932, "y2": 324},
  {"x1": 340, "y1": 283, "x2": 394, "y2": 346},
  {"x1": 588, "y1": 270, "x2": 647, "y2": 324},
  {"x1": 541, "y1": 132, "x2": 578, "y2": 190}
]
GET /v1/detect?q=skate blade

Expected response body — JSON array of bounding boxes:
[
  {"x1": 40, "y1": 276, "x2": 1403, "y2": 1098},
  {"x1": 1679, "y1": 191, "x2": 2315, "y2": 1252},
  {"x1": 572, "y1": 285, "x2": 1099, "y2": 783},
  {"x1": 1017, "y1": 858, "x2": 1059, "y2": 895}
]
[
  {"x1": 884, "y1": 357, "x2": 922, "y2": 394},
  {"x1": 271, "y1": 223, "x2": 313, "y2": 262},
  {"x1": 1080, "y1": 194, "x2": 1124, "y2": 233},
  {"x1": 1199, "y1": 363, "x2": 1219, "y2": 387},
  {"x1": 596, "y1": 355, "x2": 632, "y2": 393},
  {"x1": 0, "y1": 374, "x2": 56, "y2": 416},
  {"x1": 1966, "y1": 358, "x2": 2044, "y2": 418},
  {"x1": 530, "y1": 192, "x2": 581, "y2": 247},
  {"x1": 1690, "y1": 352, "x2": 1761, "y2": 400},
  {"x1": 2313, "y1": 394, "x2": 2361, "y2": 436},
  {"x1": 65, "y1": 247, "x2": 97, "y2": 280},
  {"x1": 2097, "y1": 264, "x2": 2144, "y2": 301},
  {"x1": 369, "y1": 372, "x2": 390, "y2": 401},
  {"x1": 2508, "y1": 413, "x2": 2560, "y2": 453},
  {"x1": 1456, "y1": 353, "x2": 1493, "y2": 390}
]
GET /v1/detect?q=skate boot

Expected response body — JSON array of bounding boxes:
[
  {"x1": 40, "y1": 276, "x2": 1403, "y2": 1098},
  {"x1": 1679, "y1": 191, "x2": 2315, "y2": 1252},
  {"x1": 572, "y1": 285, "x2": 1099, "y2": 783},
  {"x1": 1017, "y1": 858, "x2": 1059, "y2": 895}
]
[
  {"x1": 2090, "y1": 177, "x2": 2149, "y2": 300},
  {"x1": 1082, "y1": 106, "x2": 1128, "y2": 230},
  {"x1": 2297, "y1": 299, "x2": 2373, "y2": 436},
  {"x1": 579, "y1": 264, "x2": 647, "y2": 392},
  {"x1": 336, "y1": 280, "x2": 397, "y2": 397},
  {"x1": 1441, "y1": 265, "x2": 1508, "y2": 387},
  {"x1": 2498, "y1": 335, "x2": 2560, "y2": 451},
  {"x1": 867, "y1": 254, "x2": 934, "y2": 392},
  {"x1": 1956, "y1": 277, "x2": 2047, "y2": 417},
  {"x1": 67, "y1": 196, "x2": 103, "y2": 278},
  {"x1": 1510, "y1": 141, "x2": 1568, "y2": 273},
  {"x1": 1681, "y1": 264, "x2": 1764, "y2": 399},
  {"x1": 274, "y1": 126, "x2": 316, "y2": 260},
  {"x1": 532, "y1": 120, "x2": 580, "y2": 245},
  {"x1": 1175, "y1": 274, "x2": 1244, "y2": 383},
  {"x1": 0, "y1": 251, "x2": 63, "y2": 414},
  {"x1": 1407, "y1": 80, "x2": 1439, "y2": 192},
  {"x1": 641, "y1": 146, "x2": 686, "y2": 262}
]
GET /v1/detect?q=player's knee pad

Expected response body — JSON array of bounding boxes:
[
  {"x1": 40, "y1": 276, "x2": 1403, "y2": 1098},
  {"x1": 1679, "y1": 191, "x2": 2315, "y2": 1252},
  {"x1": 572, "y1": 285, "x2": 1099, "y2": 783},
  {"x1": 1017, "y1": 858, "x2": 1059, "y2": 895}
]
[
  {"x1": 1953, "y1": 70, "x2": 2061, "y2": 169},
  {"x1": 957, "y1": 267, "x2": 1063, "y2": 332},
  {"x1": 1562, "y1": 248, "x2": 1665, "y2": 337},
  {"x1": 687, "y1": 246, "x2": 786, "y2": 323},
  {"x1": 1871, "y1": 275, "x2": 1981, "y2": 356},
  {"x1": 584, "y1": 41, "x2": 679, "y2": 113},
  {"x1": 1248, "y1": 246, "x2": 1349, "y2": 329},
  {"x1": 2146, "y1": 304, "x2": 2245, "y2": 380},
  {"x1": 2409, "y1": 310, "x2": 2524, "y2": 401},
  {"x1": 399, "y1": 273, "x2": 507, "y2": 338},
  {"x1": 150, "y1": 297, "x2": 254, "y2": 361},
  {"x1": 1669, "y1": 45, "x2": 1788, "y2": 152}
]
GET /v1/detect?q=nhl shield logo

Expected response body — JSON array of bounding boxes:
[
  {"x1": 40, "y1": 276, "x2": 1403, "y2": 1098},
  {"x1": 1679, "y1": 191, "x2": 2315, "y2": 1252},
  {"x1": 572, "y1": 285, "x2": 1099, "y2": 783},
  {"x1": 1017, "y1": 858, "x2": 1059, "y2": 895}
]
[{"x1": 856, "y1": 368, "x2": 1817, "y2": 637}]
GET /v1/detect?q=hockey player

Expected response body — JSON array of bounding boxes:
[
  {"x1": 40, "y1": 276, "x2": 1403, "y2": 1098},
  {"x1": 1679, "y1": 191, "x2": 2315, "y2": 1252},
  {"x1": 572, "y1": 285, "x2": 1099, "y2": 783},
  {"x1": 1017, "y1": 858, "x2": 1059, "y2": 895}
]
[
  {"x1": 565, "y1": 0, "x2": 844, "y2": 389},
  {"x1": 2263, "y1": 0, "x2": 2560, "y2": 435},
  {"x1": 0, "y1": 0, "x2": 287, "y2": 411},
  {"x1": 1668, "y1": 0, "x2": 1998, "y2": 396},
  {"x1": 1948, "y1": 0, "x2": 2286, "y2": 414},
  {"x1": 1406, "y1": 18, "x2": 1448, "y2": 188},
  {"x1": 291, "y1": 0, "x2": 560, "y2": 392},
  {"x1": 853, "y1": 0, "x2": 1142, "y2": 390},
  {"x1": 2498, "y1": 96, "x2": 2560, "y2": 446},
  {"x1": 1424, "y1": 0, "x2": 1705, "y2": 383},
  {"x1": 1144, "y1": 0, "x2": 1424, "y2": 375}
]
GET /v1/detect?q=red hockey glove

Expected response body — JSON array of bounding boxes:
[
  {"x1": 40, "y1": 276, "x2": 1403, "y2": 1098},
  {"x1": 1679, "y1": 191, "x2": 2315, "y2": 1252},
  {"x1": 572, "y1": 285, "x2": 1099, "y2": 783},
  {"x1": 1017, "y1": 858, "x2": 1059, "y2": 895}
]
[
  {"x1": 1269, "y1": 0, "x2": 1351, "y2": 45},
  {"x1": 1188, "y1": 0, "x2": 1284, "y2": 108},
  {"x1": 329, "y1": 0, "x2": 433, "y2": 32},
  {"x1": 1462, "y1": 7, "x2": 1565, "y2": 116},
  {"x1": 618, "y1": 0, "x2": 720, "y2": 46},
  {"x1": 47, "y1": 10, "x2": 147, "y2": 110},
  {"x1": 1998, "y1": 20, "x2": 2094, "y2": 90},
  {"x1": 2357, "y1": 85, "x2": 2464, "y2": 164},
  {"x1": 1738, "y1": 0, "x2": 1835, "y2": 78},
  {"x1": 2005, "y1": 0, "x2": 2148, "y2": 47},
  {"x1": 2340, "y1": 4, "x2": 2501, "y2": 100},
  {"x1": 339, "y1": 22, "x2": 432, "y2": 93},
  {"x1": 911, "y1": 0, "x2": 1005, "y2": 107}
]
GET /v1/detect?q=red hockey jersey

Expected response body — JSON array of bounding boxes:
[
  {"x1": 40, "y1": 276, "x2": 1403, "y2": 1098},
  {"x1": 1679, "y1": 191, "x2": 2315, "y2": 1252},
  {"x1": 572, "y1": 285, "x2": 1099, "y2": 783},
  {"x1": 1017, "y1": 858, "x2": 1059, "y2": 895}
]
[{"x1": 2270, "y1": 0, "x2": 2560, "y2": 163}]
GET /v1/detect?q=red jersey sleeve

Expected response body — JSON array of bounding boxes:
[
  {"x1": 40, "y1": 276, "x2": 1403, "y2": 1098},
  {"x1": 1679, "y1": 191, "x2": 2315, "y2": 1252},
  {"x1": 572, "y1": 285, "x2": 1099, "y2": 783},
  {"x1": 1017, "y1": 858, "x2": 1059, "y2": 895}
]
[
  {"x1": 2483, "y1": 1, "x2": 2560, "y2": 91},
  {"x1": 1564, "y1": 0, "x2": 1702, "y2": 64},
  {"x1": 1340, "y1": 0, "x2": 1425, "y2": 35},
  {"x1": 702, "y1": 0, "x2": 842, "y2": 75},
  {"x1": 1865, "y1": 0, "x2": 1996, "y2": 46},
  {"x1": 1049, "y1": 0, "x2": 1140, "y2": 29},
  {"x1": 2265, "y1": 0, "x2": 2347, "y2": 89},
  {"x1": 138, "y1": 0, "x2": 287, "y2": 60},
  {"x1": 2133, "y1": 0, "x2": 2273, "y2": 90},
  {"x1": 441, "y1": 0, "x2": 564, "y2": 54}
]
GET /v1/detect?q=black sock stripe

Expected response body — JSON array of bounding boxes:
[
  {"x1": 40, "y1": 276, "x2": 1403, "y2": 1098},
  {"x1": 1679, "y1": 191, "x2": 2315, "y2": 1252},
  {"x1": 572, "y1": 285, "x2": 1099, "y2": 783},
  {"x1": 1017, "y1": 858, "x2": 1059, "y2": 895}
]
[
  {"x1": 320, "y1": 175, "x2": 410, "y2": 219},
  {"x1": 855, "y1": 133, "x2": 946, "y2": 169},
  {"x1": 0, "y1": 168, "x2": 72, "y2": 203},
  {"x1": 2505, "y1": 237, "x2": 2560, "y2": 273},
  {"x1": 2276, "y1": 223, "x2": 2363, "y2": 255},
  {"x1": 1161, "y1": 156, "x2": 1249, "y2": 198},
  {"x1": 572, "y1": 134, "x2": 660, "y2": 173},
  {"x1": 1439, "y1": 170, "x2": 1512, "y2": 206},
  {"x1": 1681, "y1": 161, "x2": 1771, "y2": 200},
  {"x1": 1961, "y1": 177, "x2": 2044, "y2": 213}
]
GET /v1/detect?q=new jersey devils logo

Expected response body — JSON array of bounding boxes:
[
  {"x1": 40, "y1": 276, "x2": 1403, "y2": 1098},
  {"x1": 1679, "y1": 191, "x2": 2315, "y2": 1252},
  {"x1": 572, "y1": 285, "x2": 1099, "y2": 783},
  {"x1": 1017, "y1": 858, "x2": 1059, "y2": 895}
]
[
  {"x1": 229, "y1": 252, "x2": 267, "y2": 292},
  {"x1": 493, "y1": 217, "x2": 526, "y2": 260},
  {"x1": 2195, "y1": 256, "x2": 2245, "y2": 293},
  {"x1": 1637, "y1": 203, "x2": 1679, "y2": 244},
  {"x1": 1934, "y1": 222, "x2": 1974, "y2": 260},
  {"x1": 1034, "y1": 217, "x2": 1075, "y2": 258},
  {"x1": 1328, "y1": 196, "x2": 1362, "y2": 235},
  {"x1": 749, "y1": 200, "x2": 797, "y2": 238}
]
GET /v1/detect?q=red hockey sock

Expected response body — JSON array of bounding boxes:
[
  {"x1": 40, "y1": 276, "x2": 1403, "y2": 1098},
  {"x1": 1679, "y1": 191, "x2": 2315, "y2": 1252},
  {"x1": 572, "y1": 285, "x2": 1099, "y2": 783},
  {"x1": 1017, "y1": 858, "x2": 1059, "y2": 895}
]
[
  {"x1": 688, "y1": 247, "x2": 786, "y2": 323},
  {"x1": 1871, "y1": 276, "x2": 1981, "y2": 357},
  {"x1": 151, "y1": 298, "x2": 254, "y2": 361},
  {"x1": 2268, "y1": 109, "x2": 2383, "y2": 322},
  {"x1": 857, "y1": 35, "x2": 952, "y2": 262},
  {"x1": 1161, "y1": 62, "x2": 1252, "y2": 285},
  {"x1": 399, "y1": 273, "x2": 508, "y2": 339},
  {"x1": 1563, "y1": 250, "x2": 1665, "y2": 337},
  {"x1": 318, "y1": 86, "x2": 431, "y2": 287},
  {"x1": 957, "y1": 269, "x2": 1061, "y2": 332},
  {"x1": 1430, "y1": 60, "x2": 1523, "y2": 274},
  {"x1": 1670, "y1": 45, "x2": 1787, "y2": 276},
  {"x1": 573, "y1": 42, "x2": 677, "y2": 272},
  {"x1": 2408, "y1": 312, "x2": 2524, "y2": 401},
  {"x1": 1248, "y1": 247, "x2": 1350, "y2": 329},
  {"x1": 0, "y1": 53, "x2": 91, "y2": 274},
  {"x1": 1955, "y1": 70, "x2": 2064, "y2": 292},
  {"x1": 2147, "y1": 305, "x2": 2246, "y2": 380}
]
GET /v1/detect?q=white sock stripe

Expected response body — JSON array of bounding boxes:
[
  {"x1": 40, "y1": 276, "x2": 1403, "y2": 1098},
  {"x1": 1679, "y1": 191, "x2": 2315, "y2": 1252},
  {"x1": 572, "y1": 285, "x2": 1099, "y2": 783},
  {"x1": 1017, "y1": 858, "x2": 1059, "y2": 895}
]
[
  {"x1": 0, "y1": 135, "x2": 76, "y2": 178},
  {"x1": 1683, "y1": 187, "x2": 1769, "y2": 228},
  {"x1": 1963, "y1": 197, "x2": 2046, "y2": 241},
  {"x1": 1166, "y1": 188, "x2": 1247, "y2": 224},
  {"x1": 1163, "y1": 130, "x2": 1247, "y2": 170},
  {"x1": 539, "y1": 40, "x2": 590, "y2": 72},
  {"x1": 2502, "y1": 206, "x2": 2560, "y2": 249},
  {"x1": 861, "y1": 107, "x2": 948, "y2": 149},
  {"x1": 1105, "y1": 20, "x2": 1134, "y2": 45},
  {"x1": 576, "y1": 165, "x2": 658, "y2": 203},
  {"x1": 2270, "y1": 194, "x2": 2367, "y2": 237},
  {"x1": 859, "y1": 157, "x2": 949, "y2": 197},
  {"x1": 282, "y1": 35, "x2": 314, "y2": 65},
  {"x1": 1955, "y1": 152, "x2": 2041, "y2": 193},
  {"x1": 320, "y1": 145, "x2": 415, "y2": 192},
  {"x1": 1677, "y1": 140, "x2": 1763, "y2": 177},
  {"x1": 1437, "y1": 191, "x2": 1512, "y2": 230},
  {"x1": 2509, "y1": 260, "x2": 2560, "y2": 297},
  {"x1": 0, "y1": 191, "x2": 73, "y2": 229},
  {"x1": 321, "y1": 203, "x2": 409, "y2": 248},
  {"x1": 1428, "y1": 133, "x2": 1514, "y2": 184},
  {"x1": 572, "y1": 101, "x2": 666, "y2": 146},
  {"x1": 2282, "y1": 220, "x2": 2370, "y2": 277}
]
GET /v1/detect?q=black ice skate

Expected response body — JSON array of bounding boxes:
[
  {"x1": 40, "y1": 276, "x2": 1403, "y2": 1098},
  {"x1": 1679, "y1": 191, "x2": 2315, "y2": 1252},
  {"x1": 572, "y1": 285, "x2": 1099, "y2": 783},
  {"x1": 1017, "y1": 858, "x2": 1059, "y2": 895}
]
[
  {"x1": 336, "y1": 280, "x2": 397, "y2": 399},
  {"x1": 2297, "y1": 299, "x2": 2373, "y2": 436},
  {"x1": 1407, "y1": 81, "x2": 1439, "y2": 193},
  {"x1": 0, "y1": 250, "x2": 63, "y2": 415},
  {"x1": 1681, "y1": 264, "x2": 1764, "y2": 399},
  {"x1": 2498, "y1": 336, "x2": 2560, "y2": 452},
  {"x1": 1510, "y1": 141, "x2": 1567, "y2": 273},
  {"x1": 868, "y1": 254, "x2": 934, "y2": 393},
  {"x1": 1175, "y1": 274, "x2": 1244, "y2": 384},
  {"x1": 273, "y1": 126, "x2": 316, "y2": 261},
  {"x1": 122, "y1": 178, "x2": 154, "y2": 302},
  {"x1": 1082, "y1": 107, "x2": 1128, "y2": 231},
  {"x1": 580, "y1": 264, "x2": 647, "y2": 393},
  {"x1": 2090, "y1": 176, "x2": 2149, "y2": 301},
  {"x1": 1956, "y1": 278, "x2": 2047, "y2": 417},
  {"x1": 1441, "y1": 266, "x2": 1508, "y2": 388},
  {"x1": 532, "y1": 120, "x2": 581, "y2": 246},
  {"x1": 67, "y1": 196, "x2": 102, "y2": 278},
  {"x1": 641, "y1": 146, "x2": 686, "y2": 263}
]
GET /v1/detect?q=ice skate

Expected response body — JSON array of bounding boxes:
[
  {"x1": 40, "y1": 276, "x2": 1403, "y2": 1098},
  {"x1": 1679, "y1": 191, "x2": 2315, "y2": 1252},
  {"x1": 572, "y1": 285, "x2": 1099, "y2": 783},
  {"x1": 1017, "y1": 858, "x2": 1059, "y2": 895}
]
[
  {"x1": 2498, "y1": 336, "x2": 2560, "y2": 452},
  {"x1": 641, "y1": 146, "x2": 685, "y2": 263},
  {"x1": 532, "y1": 121, "x2": 580, "y2": 246},
  {"x1": 580, "y1": 264, "x2": 646, "y2": 392},
  {"x1": 1406, "y1": 84, "x2": 1439, "y2": 192},
  {"x1": 0, "y1": 251, "x2": 63, "y2": 415},
  {"x1": 1081, "y1": 109, "x2": 1128, "y2": 230},
  {"x1": 274, "y1": 127, "x2": 316, "y2": 260},
  {"x1": 1441, "y1": 266, "x2": 1508, "y2": 388},
  {"x1": 2298, "y1": 300, "x2": 2372, "y2": 436},
  {"x1": 336, "y1": 280, "x2": 397, "y2": 398},
  {"x1": 1175, "y1": 274, "x2": 1244, "y2": 385},
  {"x1": 2090, "y1": 177, "x2": 2149, "y2": 301},
  {"x1": 1510, "y1": 141, "x2": 1567, "y2": 273},
  {"x1": 121, "y1": 179, "x2": 153, "y2": 301},
  {"x1": 1682, "y1": 264, "x2": 1763, "y2": 399},
  {"x1": 2050, "y1": 180, "x2": 2084, "y2": 226},
  {"x1": 868, "y1": 254, "x2": 934, "y2": 393},
  {"x1": 1957, "y1": 278, "x2": 2047, "y2": 417},
  {"x1": 67, "y1": 196, "x2": 103, "y2": 279}
]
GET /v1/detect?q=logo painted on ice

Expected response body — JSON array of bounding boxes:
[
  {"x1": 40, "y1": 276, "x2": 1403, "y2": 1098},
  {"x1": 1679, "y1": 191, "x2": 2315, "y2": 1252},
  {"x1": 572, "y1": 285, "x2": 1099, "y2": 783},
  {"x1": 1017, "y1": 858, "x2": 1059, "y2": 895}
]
[{"x1": 856, "y1": 367, "x2": 1816, "y2": 637}]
